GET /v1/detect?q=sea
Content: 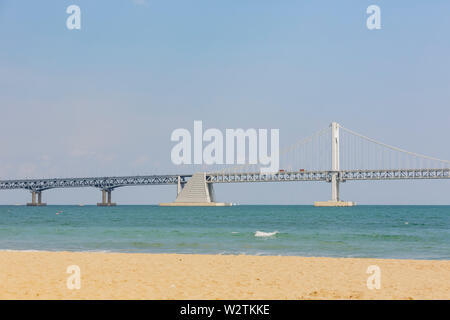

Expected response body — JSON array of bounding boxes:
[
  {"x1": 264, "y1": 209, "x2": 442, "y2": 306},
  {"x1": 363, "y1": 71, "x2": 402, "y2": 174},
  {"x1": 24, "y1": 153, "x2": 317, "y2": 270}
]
[{"x1": 0, "y1": 205, "x2": 448, "y2": 260}]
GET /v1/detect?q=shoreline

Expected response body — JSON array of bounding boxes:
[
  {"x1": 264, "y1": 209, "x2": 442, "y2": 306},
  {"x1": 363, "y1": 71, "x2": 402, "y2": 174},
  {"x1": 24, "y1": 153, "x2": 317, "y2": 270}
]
[
  {"x1": 1, "y1": 250, "x2": 448, "y2": 299},
  {"x1": 0, "y1": 249, "x2": 448, "y2": 260}
]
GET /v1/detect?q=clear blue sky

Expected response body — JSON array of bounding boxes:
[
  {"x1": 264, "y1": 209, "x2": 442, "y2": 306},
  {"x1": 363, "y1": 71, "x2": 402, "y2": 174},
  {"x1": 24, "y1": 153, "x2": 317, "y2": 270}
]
[{"x1": 0, "y1": 0, "x2": 449, "y2": 204}]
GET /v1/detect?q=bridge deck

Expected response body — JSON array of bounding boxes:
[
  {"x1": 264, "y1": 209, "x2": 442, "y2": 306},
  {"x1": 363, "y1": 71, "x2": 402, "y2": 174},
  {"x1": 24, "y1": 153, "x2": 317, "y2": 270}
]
[
  {"x1": 0, "y1": 175, "x2": 191, "y2": 191},
  {"x1": 0, "y1": 169, "x2": 448, "y2": 191},
  {"x1": 206, "y1": 169, "x2": 450, "y2": 183}
]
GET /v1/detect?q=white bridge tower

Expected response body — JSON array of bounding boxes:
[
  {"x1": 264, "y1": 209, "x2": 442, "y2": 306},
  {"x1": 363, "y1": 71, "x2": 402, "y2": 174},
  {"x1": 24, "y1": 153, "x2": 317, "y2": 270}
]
[
  {"x1": 331, "y1": 121, "x2": 340, "y2": 202},
  {"x1": 314, "y1": 122, "x2": 355, "y2": 207}
]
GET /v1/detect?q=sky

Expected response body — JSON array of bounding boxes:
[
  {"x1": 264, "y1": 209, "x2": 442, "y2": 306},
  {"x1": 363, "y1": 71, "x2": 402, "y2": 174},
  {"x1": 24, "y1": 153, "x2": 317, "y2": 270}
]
[{"x1": 0, "y1": 0, "x2": 449, "y2": 205}]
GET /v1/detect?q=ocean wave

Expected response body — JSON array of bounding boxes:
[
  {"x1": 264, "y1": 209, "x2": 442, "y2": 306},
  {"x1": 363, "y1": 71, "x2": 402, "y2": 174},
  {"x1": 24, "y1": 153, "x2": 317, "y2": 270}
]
[{"x1": 254, "y1": 230, "x2": 278, "y2": 237}]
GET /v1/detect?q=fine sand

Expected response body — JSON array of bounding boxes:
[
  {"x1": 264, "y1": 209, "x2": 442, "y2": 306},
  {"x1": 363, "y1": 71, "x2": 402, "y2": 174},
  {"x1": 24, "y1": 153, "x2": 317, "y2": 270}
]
[{"x1": 0, "y1": 251, "x2": 448, "y2": 299}]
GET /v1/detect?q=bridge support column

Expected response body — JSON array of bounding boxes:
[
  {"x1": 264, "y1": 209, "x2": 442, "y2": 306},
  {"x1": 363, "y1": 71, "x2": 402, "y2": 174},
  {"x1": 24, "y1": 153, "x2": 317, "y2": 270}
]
[
  {"x1": 331, "y1": 173, "x2": 339, "y2": 202},
  {"x1": 97, "y1": 189, "x2": 116, "y2": 206},
  {"x1": 314, "y1": 122, "x2": 355, "y2": 207},
  {"x1": 177, "y1": 176, "x2": 186, "y2": 196},
  {"x1": 27, "y1": 191, "x2": 47, "y2": 206},
  {"x1": 107, "y1": 190, "x2": 113, "y2": 205}
]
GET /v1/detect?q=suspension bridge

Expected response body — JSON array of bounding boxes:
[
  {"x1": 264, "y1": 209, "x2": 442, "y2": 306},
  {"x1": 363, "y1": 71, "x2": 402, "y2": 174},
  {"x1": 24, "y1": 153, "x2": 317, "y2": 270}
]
[{"x1": 0, "y1": 122, "x2": 448, "y2": 206}]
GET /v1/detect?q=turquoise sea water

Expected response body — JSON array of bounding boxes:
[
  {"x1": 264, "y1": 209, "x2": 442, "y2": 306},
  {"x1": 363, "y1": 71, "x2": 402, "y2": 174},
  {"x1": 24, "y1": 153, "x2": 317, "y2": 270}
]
[{"x1": 0, "y1": 205, "x2": 448, "y2": 259}]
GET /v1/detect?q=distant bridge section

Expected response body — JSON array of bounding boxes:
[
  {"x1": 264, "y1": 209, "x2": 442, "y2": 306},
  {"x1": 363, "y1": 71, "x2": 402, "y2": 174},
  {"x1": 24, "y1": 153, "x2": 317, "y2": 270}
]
[
  {"x1": 0, "y1": 175, "x2": 191, "y2": 191},
  {"x1": 206, "y1": 168, "x2": 450, "y2": 183},
  {"x1": 0, "y1": 175, "x2": 191, "y2": 206},
  {"x1": 340, "y1": 168, "x2": 450, "y2": 181},
  {"x1": 0, "y1": 122, "x2": 449, "y2": 206},
  {"x1": 206, "y1": 171, "x2": 331, "y2": 183}
]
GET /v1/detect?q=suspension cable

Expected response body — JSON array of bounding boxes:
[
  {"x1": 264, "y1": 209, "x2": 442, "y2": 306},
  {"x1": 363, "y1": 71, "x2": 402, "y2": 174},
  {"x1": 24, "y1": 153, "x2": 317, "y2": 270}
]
[{"x1": 339, "y1": 125, "x2": 450, "y2": 165}]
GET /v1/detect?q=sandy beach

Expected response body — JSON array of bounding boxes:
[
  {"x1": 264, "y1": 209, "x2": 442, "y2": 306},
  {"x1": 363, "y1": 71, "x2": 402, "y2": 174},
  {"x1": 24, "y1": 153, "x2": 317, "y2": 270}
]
[{"x1": 0, "y1": 250, "x2": 448, "y2": 299}]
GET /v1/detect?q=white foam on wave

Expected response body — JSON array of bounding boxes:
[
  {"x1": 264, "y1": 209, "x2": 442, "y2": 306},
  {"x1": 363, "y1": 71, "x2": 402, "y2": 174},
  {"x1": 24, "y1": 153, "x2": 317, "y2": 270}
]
[{"x1": 254, "y1": 230, "x2": 278, "y2": 237}]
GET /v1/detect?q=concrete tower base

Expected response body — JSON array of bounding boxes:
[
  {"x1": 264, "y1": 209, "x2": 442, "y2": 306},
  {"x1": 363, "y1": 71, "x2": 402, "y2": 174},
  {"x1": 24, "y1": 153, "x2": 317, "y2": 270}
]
[
  {"x1": 314, "y1": 201, "x2": 356, "y2": 207},
  {"x1": 160, "y1": 172, "x2": 231, "y2": 207},
  {"x1": 160, "y1": 202, "x2": 231, "y2": 207}
]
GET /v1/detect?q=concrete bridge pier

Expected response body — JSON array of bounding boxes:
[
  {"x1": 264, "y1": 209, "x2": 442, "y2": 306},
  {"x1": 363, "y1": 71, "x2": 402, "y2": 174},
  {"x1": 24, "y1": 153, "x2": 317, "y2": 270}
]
[
  {"x1": 27, "y1": 191, "x2": 47, "y2": 206},
  {"x1": 97, "y1": 189, "x2": 116, "y2": 206},
  {"x1": 160, "y1": 172, "x2": 231, "y2": 206},
  {"x1": 331, "y1": 173, "x2": 340, "y2": 202},
  {"x1": 177, "y1": 176, "x2": 185, "y2": 196}
]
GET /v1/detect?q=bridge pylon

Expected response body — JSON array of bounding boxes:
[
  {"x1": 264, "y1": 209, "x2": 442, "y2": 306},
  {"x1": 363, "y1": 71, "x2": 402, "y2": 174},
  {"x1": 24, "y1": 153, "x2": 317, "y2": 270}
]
[
  {"x1": 26, "y1": 190, "x2": 47, "y2": 206},
  {"x1": 315, "y1": 122, "x2": 355, "y2": 207},
  {"x1": 97, "y1": 189, "x2": 116, "y2": 206}
]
